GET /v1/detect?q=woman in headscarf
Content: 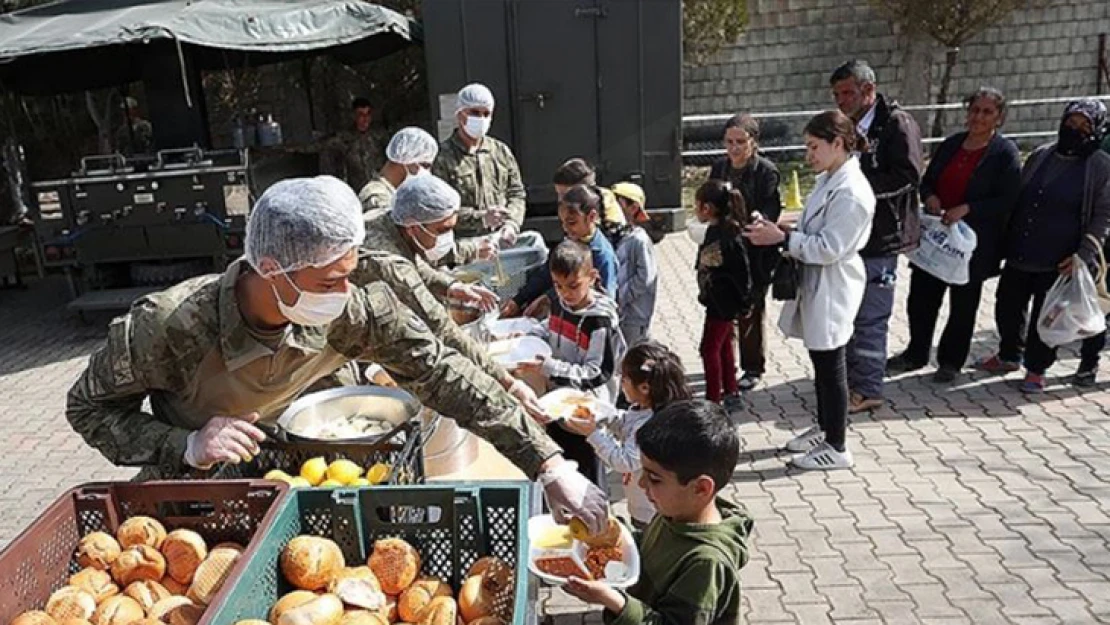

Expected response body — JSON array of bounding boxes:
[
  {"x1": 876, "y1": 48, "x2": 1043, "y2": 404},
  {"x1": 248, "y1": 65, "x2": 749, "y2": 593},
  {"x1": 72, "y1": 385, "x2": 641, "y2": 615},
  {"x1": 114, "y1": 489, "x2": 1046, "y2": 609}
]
[{"x1": 976, "y1": 99, "x2": 1110, "y2": 393}]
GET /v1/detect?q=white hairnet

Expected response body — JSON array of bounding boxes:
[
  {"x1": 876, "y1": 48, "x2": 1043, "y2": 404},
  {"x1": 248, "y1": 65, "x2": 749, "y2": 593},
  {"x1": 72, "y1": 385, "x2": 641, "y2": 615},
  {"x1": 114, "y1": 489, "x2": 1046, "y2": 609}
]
[
  {"x1": 385, "y1": 127, "x2": 439, "y2": 165},
  {"x1": 245, "y1": 175, "x2": 366, "y2": 277},
  {"x1": 390, "y1": 174, "x2": 461, "y2": 226},
  {"x1": 456, "y1": 83, "x2": 495, "y2": 113}
]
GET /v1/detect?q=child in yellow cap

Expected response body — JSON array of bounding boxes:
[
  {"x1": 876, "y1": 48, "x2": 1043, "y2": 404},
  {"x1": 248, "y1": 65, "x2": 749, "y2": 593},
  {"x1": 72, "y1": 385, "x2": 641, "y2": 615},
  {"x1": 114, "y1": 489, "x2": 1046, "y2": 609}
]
[{"x1": 610, "y1": 182, "x2": 658, "y2": 346}]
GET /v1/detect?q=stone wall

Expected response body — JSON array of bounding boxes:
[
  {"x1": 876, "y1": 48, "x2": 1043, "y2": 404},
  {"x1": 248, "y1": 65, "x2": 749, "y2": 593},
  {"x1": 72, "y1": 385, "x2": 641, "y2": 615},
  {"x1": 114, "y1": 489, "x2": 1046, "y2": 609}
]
[{"x1": 683, "y1": 0, "x2": 1110, "y2": 147}]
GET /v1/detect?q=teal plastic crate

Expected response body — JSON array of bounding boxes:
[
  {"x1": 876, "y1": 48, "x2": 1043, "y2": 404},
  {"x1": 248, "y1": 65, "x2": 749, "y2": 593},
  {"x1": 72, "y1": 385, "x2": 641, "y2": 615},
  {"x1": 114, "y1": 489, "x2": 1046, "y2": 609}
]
[{"x1": 206, "y1": 481, "x2": 537, "y2": 624}]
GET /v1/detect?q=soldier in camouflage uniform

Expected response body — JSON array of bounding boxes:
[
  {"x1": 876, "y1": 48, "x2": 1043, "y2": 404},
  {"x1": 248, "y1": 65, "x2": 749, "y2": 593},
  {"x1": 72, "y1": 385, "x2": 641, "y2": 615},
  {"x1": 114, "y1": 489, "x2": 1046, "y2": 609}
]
[
  {"x1": 115, "y1": 97, "x2": 154, "y2": 156},
  {"x1": 64, "y1": 177, "x2": 612, "y2": 534},
  {"x1": 358, "y1": 127, "x2": 440, "y2": 219},
  {"x1": 322, "y1": 97, "x2": 382, "y2": 193},
  {"x1": 432, "y1": 84, "x2": 526, "y2": 266}
]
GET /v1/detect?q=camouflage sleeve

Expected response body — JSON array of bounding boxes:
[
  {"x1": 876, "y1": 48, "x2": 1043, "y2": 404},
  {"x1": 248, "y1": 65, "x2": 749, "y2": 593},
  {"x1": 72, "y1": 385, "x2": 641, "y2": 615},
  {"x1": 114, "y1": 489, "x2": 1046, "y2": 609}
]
[
  {"x1": 414, "y1": 256, "x2": 457, "y2": 302},
  {"x1": 453, "y1": 236, "x2": 483, "y2": 266},
  {"x1": 502, "y1": 145, "x2": 527, "y2": 227},
  {"x1": 65, "y1": 315, "x2": 192, "y2": 476},
  {"x1": 371, "y1": 256, "x2": 512, "y2": 384},
  {"x1": 330, "y1": 283, "x2": 562, "y2": 478},
  {"x1": 454, "y1": 206, "x2": 488, "y2": 238}
]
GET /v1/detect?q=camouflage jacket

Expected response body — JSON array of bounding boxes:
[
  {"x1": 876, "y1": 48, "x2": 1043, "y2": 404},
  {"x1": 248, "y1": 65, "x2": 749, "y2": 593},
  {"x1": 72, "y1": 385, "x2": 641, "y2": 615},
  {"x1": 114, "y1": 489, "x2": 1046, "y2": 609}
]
[
  {"x1": 432, "y1": 130, "x2": 526, "y2": 238},
  {"x1": 115, "y1": 119, "x2": 154, "y2": 156},
  {"x1": 362, "y1": 210, "x2": 457, "y2": 301},
  {"x1": 323, "y1": 129, "x2": 382, "y2": 193},
  {"x1": 359, "y1": 175, "x2": 396, "y2": 213},
  {"x1": 350, "y1": 249, "x2": 511, "y2": 384},
  {"x1": 65, "y1": 261, "x2": 560, "y2": 480}
]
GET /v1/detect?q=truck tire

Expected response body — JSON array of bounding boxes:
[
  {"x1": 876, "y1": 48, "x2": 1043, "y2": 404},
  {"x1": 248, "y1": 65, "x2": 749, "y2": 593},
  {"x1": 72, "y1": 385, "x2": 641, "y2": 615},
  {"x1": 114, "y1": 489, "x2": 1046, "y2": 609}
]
[{"x1": 129, "y1": 260, "x2": 211, "y2": 286}]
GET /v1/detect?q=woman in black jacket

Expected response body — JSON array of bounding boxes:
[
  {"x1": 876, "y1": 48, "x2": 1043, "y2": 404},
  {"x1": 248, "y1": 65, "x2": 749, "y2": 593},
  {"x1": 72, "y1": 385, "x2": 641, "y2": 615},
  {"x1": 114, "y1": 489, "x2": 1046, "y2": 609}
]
[
  {"x1": 708, "y1": 114, "x2": 783, "y2": 391},
  {"x1": 887, "y1": 87, "x2": 1022, "y2": 383}
]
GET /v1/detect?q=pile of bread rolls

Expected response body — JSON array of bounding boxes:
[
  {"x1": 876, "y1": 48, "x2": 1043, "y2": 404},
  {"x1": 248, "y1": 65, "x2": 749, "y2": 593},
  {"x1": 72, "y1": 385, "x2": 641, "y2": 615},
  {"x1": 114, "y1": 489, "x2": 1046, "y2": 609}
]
[
  {"x1": 10, "y1": 516, "x2": 243, "y2": 625},
  {"x1": 261, "y1": 535, "x2": 513, "y2": 625}
]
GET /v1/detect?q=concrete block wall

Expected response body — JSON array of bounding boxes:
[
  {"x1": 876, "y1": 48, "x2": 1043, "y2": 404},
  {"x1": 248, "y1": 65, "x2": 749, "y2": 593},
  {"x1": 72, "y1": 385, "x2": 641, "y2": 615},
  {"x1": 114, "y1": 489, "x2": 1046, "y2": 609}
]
[{"x1": 684, "y1": 0, "x2": 1110, "y2": 145}]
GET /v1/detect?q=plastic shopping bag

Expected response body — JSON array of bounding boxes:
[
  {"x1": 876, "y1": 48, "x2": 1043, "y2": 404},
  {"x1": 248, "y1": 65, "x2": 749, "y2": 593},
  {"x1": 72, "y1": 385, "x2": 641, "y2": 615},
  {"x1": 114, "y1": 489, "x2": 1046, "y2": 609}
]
[
  {"x1": 907, "y1": 213, "x2": 978, "y2": 285},
  {"x1": 1037, "y1": 260, "x2": 1108, "y2": 347}
]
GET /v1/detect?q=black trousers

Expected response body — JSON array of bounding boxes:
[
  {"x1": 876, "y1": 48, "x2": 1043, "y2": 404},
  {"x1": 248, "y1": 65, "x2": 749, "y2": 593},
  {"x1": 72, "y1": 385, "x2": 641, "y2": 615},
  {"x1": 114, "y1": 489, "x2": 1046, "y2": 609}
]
[
  {"x1": 905, "y1": 266, "x2": 986, "y2": 370},
  {"x1": 737, "y1": 285, "x2": 768, "y2": 376},
  {"x1": 810, "y1": 346, "x2": 848, "y2": 451},
  {"x1": 995, "y1": 266, "x2": 1061, "y2": 375},
  {"x1": 1080, "y1": 330, "x2": 1107, "y2": 371}
]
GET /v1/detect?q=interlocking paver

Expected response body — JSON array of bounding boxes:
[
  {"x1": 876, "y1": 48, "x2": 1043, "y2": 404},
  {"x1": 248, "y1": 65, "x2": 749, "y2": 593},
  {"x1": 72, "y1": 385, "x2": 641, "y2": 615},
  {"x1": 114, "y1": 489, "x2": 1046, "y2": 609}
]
[{"x1": 5, "y1": 236, "x2": 1110, "y2": 623}]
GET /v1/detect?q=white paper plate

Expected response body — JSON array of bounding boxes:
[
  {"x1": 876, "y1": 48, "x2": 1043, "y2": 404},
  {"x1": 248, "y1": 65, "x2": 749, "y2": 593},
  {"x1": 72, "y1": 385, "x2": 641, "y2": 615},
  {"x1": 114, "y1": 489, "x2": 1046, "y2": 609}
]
[
  {"x1": 487, "y1": 336, "x2": 552, "y2": 367},
  {"x1": 537, "y1": 388, "x2": 617, "y2": 423},
  {"x1": 487, "y1": 317, "x2": 544, "y2": 340},
  {"x1": 526, "y1": 515, "x2": 640, "y2": 588}
]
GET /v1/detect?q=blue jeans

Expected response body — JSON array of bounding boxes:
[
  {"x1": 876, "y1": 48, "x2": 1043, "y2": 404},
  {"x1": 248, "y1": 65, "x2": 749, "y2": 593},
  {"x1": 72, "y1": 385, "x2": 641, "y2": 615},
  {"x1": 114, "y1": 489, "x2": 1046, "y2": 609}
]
[{"x1": 846, "y1": 256, "x2": 898, "y2": 398}]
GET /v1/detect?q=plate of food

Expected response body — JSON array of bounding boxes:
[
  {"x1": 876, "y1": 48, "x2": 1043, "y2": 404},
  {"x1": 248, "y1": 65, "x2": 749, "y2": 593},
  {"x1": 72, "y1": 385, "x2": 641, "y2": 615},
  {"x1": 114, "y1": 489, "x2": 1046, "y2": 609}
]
[
  {"x1": 487, "y1": 336, "x2": 552, "y2": 367},
  {"x1": 487, "y1": 316, "x2": 544, "y2": 340},
  {"x1": 537, "y1": 388, "x2": 617, "y2": 424},
  {"x1": 527, "y1": 515, "x2": 639, "y2": 588}
]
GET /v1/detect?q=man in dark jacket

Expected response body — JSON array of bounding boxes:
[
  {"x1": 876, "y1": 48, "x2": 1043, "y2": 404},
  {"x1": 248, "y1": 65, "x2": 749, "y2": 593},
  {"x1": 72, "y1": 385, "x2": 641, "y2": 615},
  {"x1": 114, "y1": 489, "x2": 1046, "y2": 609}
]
[{"x1": 830, "y1": 60, "x2": 924, "y2": 413}]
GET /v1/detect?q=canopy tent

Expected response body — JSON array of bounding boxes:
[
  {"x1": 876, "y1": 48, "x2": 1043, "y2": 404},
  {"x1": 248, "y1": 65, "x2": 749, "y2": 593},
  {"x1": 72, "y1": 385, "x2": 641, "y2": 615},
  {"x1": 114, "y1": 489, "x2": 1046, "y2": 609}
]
[{"x1": 0, "y1": 0, "x2": 421, "y2": 94}]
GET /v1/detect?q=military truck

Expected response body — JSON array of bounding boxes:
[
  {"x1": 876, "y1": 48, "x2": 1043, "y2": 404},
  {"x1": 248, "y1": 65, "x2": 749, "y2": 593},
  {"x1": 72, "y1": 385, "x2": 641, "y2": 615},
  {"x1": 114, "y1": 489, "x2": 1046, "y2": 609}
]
[{"x1": 0, "y1": 0, "x2": 683, "y2": 313}]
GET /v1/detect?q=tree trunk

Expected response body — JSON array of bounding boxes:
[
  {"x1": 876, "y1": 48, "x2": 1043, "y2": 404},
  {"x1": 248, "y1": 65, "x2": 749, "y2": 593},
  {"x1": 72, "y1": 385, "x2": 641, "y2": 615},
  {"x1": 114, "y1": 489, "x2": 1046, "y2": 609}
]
[
  {"x1": 931, "y1": 47, "x2": 960, "y2": 140},
  {"x1": 899, "y1": 27, "x2": 934, "y2": 131}
]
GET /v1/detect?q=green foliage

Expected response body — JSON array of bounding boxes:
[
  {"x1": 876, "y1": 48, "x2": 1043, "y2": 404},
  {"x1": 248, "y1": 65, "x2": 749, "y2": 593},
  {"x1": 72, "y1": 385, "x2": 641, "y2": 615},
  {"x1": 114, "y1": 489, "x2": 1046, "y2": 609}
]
[{"x1": 684, "y1": 0, "x2": 749, "y2": 65}]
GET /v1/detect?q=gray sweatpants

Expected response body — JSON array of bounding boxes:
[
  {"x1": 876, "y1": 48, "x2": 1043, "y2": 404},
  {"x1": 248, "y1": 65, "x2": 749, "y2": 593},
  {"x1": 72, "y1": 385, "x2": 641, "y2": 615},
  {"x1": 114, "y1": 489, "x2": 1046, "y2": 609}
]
[
  {"x1": 620, "y1": 322, "x2": 650, "y2": 348},
  {"x1": 846, "y1": 255, "x2": 898, "y2": 398}
]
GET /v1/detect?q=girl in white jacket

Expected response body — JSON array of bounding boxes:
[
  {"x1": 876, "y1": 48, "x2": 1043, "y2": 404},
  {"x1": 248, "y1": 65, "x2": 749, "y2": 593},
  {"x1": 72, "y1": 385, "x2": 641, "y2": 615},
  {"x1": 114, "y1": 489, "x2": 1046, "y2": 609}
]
[
  {"x1": 563, "y1": 340, "x2": 692, "y2": 527},
  {"x1": 744, "y1": 110, "x2": 876, "y2": 470}
]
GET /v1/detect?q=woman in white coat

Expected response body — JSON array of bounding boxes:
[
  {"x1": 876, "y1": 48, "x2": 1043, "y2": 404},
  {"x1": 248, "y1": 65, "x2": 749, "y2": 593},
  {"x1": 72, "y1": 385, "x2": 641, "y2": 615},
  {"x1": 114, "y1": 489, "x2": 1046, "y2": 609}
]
[{"x1": 744, "y1": 111, "x2": 876, "y2": 470}]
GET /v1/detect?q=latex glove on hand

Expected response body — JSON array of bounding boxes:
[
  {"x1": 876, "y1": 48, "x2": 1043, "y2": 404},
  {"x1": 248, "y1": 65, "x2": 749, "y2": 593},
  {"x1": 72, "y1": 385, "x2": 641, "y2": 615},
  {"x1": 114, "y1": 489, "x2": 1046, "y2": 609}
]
[
  {"x1": 477, "y1": 237, "x2": 498, "y2": 261},
  {"x1": 482, "y1": 207, "x2": 510, "y2": 230},
  {"x1": 507, "y1": 379, "x2": 550, "y2": 424},
  {"x1": 366, "y1": 363, "x2": 397, "y2": 388},
  {"x1": 448, "y1": 281, "x2": 500, "y2": 313},
  {"x1": 538, "y1": 459, "x2": 609, "y2": 534},
  {"x1": 497, "y1": 223, "x2": 519, "y2": 248},
  {"x1": 185, "y1": 413, "x2": 267, "y2": 469}
]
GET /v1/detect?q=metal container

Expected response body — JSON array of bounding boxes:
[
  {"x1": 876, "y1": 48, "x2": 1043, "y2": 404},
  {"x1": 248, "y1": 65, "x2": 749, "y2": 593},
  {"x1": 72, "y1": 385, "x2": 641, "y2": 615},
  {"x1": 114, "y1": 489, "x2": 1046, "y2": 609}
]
[
  {"x1": 277, "y1": 385, "x2": 419, "y2": 443},
  {"x1": 256, "y1": 114, "x2": 283, "y2": 147},
  {"x1": 420, "y1": 408, "x2": 480, "y2": 477}
]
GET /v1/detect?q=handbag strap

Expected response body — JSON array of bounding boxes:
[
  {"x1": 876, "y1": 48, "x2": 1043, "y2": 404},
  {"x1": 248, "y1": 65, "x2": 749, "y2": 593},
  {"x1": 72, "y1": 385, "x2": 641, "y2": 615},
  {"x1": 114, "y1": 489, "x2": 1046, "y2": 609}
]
[{"x1": 1085, "y1": 233, "x2": 1107, "y2": 285}]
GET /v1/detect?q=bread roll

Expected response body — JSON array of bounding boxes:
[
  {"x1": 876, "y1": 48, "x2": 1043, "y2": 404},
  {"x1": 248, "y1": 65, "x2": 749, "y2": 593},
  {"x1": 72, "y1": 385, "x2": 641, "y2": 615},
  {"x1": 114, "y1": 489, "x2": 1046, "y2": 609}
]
[
  {"x1": 211, "y1": 542, "x2": 244, "y2": 553},
  {"x1": 367, "y1": 538, "x2": 420, "y2": 595},
  {"x1": 328, "y1": 567, "x2": 384, "y2": 611},
  {"x1": 58, "y1": 619, "x2": 93, "y2": 625},
  {"x1": 397, "y1": 577, "x2": 452, "y2": 623},
  {"x1": 273, "y1": 593, "x2": 343, "y2": 625},
  {"x1": 458, "y1": 576, "x2": 495, "y2": 623},
  {"x1": 280, "y1": 536, "x2": 345, "y2": 591},
  {"x1": 112, "y1": 545, "x2": 167, "y2": 586},
  {"x1": 69, "y1": 568, "x2": 119, "y2": 603},
  {"x1": 46, "y1": 587, "x2": 97, "y2": 621},
  {"x1": 92, "y1": 596, "x2": 144, "y2": 625},
  {"x1": 10, "y1": 611, "x2": 56, "y2": 625},
  {"x1": 465, "y1": 557, "x2": 512, "y2": 591},
  {"x1": 186, "y1": 547, "x2": 240, "y2": 605},
  {"x1": 466, "y1": 618, "x2": 505, "y2": 625},
  {"x1": 381, "y1": 596, "x2": 398, "y2": 623},
  {"x1": 158, "y1": 577, "x2": 189, "y2": 596},
  {"x1": 415, "y1": 597, "x2": 456, "y2": 625},
  {"x1": 148, "y1": 598, "x2": 201, "y2": 625},
  {"x1": 76, "y1": 533, "x2": 121, "y2": 571},
  {"x1": 123, "y1": 581, "x2": 172, "y2": 612},
  {"x1": 580, "y1": 518, "x2": 621, "y2": 549},
  {"x1": 117, "y1": 517, "x2": 167, "y2": 550},
  {"x1": 161, "y1": 530, "x2": 207, "y2": 585},
  {"x1": 132, "y1": 620, "x2": 166, "y2": 625},
  {"x1": 338, "y1": 612, "x2": 388, "y2": 625}
]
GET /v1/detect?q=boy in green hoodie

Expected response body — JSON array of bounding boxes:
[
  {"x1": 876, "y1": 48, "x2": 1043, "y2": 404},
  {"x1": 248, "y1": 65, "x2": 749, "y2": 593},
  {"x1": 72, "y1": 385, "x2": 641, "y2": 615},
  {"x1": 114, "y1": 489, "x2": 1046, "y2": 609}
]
[{"x1": 564, "y1": 399, "x2": 752, "y2": 624}]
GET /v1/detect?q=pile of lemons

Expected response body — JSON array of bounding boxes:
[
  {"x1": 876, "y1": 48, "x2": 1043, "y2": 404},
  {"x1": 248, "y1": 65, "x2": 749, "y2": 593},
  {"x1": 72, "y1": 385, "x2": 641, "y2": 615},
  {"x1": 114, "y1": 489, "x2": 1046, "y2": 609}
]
[{"x1": 264, "y1": 457, "x2": 391, "y2": 488}]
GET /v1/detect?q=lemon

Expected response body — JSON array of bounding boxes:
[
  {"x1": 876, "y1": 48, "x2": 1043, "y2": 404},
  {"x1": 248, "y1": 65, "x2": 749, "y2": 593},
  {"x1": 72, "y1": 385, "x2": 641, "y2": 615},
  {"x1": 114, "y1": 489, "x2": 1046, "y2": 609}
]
[
  {"x1": 300, "y1": 457, "x2": 328, "y2": 486},
  {"x1": 263, "y1": 469, "x2": 292, "y2": 483},
  {"x1": 319, "y1": 479, "x2": 343, "y2": 487},
  {"x1": 365, "y1": 462, "x2": 391, "y2": 485},
  {"x1": 289, "y1": 477, "x2": 311, "y2": 488},
  {"x1": 326, "y1": 459, "x2": 363, "y2": 485},
  {"x1": 349, "y1": 478, "x2": 371, "y2": 487}
]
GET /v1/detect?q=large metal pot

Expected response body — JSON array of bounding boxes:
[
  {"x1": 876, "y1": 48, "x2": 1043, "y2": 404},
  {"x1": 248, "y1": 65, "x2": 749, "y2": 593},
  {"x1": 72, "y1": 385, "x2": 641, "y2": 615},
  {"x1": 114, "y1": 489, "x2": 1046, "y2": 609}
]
[
  {"x1": 419, "y1": 408, "x2": 480, "y2": 477},
  {"x1": 277, "y1": 385, "x2": 420, "y2": 443}
]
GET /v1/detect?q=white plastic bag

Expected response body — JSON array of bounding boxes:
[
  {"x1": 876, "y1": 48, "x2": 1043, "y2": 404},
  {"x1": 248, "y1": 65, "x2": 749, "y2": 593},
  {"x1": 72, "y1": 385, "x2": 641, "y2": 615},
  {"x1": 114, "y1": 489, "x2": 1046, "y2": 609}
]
[
  {"x1": 907, "y1": 213, "x2": 978, "y2": 285},
  {"x1": 1037, "y1": 260, "x2": 1107, "y2": 347}
]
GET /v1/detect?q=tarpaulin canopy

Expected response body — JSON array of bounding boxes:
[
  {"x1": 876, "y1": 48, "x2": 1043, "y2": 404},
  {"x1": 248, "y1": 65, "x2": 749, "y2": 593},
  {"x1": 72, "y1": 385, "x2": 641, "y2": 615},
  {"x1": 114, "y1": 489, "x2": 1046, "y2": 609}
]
[{"x1": 0, "y1": 0, "x2": 420, "y2": 93}]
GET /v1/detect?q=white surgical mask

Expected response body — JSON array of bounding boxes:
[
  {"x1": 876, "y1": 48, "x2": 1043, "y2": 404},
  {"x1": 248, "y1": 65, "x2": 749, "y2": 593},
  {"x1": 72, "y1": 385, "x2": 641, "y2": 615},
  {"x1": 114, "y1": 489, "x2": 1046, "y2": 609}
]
[
  {"x1": 687, "y1": 221, "x2": 708, "y2": 245},
  {"x1": 415, "y1": 224, "x2": 455, "y2": 262},
  {"x1": 272, "y1": 273, "x2": 350, "y2": 327},
  {"x1": 464, "y1": 115, "x2": 491, "y2": 139}
]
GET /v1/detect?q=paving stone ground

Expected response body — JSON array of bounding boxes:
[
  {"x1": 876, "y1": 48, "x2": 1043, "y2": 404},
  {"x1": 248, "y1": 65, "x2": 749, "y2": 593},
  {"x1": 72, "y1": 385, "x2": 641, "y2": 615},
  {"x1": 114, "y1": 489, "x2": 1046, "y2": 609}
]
[{"x1": 1, "y1": 235, "x2": 1109, "y2": 624}]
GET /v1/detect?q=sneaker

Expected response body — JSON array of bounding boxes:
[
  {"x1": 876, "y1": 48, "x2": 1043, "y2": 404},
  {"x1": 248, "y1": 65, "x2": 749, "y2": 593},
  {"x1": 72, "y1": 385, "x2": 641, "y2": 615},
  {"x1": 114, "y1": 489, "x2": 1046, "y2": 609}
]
[
  {"x1": 886, "y1": 352, "x2": 926, "y2": 375},
  {"x1": 722, "y1": 393, "x2": 745, "y2": 412},
  {"x1": 738, "y1": 372, "x2": 763, "y2": 391},
  {"x1": 784, "y1": 425, "x2": 824, "y2": 453},
  {"x1": 974, "y1": 355, "x2": 1021, "y2": 374},
  {"x1": 932, "y1": 367, "x2": 959, "y2": 384},
  {"x1": 790, "y1": 441, "x2": 854, "y2": 471},
  {"x1": 1019, "y1": 373, "x2": 1045, "y2": 394},
  {"x1": 848, "y1": 391, "x2": 884, "y2": 414},
  {"x1": 1071, "y1": 368, "x2": 1097, "y2": 388}
]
